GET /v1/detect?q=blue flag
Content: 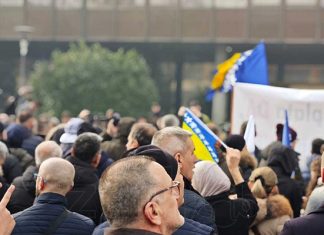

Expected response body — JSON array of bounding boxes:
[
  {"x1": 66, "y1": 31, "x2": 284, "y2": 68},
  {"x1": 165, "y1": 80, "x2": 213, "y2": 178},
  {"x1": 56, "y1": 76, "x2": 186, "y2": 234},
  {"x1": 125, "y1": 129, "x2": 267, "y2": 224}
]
[
  {"x1": 205, "y1": 41, "x2": 269, "y2": 101},
  {"x1": 236, "y1": 41, "x2": 269, "y2": 85},
  {"x1": 282, "y1": 110, "x2": 291, "y2": 148}
]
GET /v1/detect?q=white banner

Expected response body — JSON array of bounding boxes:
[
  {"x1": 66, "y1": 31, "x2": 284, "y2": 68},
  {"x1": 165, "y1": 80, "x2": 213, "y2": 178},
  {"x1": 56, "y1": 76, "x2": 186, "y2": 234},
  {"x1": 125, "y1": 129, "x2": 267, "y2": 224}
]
[{"x1": 232, "y1": 83, "x2": 324, "y2": 158}]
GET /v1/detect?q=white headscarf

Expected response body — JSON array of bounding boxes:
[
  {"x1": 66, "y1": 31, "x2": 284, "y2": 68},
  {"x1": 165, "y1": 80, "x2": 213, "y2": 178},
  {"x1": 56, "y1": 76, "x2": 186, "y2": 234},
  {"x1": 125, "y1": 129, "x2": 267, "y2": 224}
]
[{"x1": 192, "y1": 161, "x2": 231, "y2": 197}]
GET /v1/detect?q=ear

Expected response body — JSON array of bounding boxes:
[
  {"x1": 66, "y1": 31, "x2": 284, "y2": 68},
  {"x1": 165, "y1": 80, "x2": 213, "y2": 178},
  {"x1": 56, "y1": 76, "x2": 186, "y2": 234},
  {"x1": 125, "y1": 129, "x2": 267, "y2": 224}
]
[
  {"x1": 129, "y1": 139, "x2": 139, "y2": 149},
  {"x1": 143, "y1": 202, "x2": 162, "y2": 226},
  {"x1": 91, "y1": 152, "x2": 101, "y2": 168},
  {"x1": 174, "y1": 153, "x2": 183, "y2": 167},
  {"x1": 37, "y1": 178, "x2": 45, "y2": 191}
]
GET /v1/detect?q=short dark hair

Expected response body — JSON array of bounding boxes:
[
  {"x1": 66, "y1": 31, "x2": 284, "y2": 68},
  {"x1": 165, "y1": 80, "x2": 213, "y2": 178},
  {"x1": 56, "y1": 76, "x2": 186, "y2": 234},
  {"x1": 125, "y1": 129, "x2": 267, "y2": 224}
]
[
  {"x1": 18, "y1": 111, "x2": 33, "y2": 124},
  {"x1": 73, "y1": 133, "x2": 101, "y2": 163},
  {"x1": 130, "y1": 123, "x2": 157, "y2": 146}
]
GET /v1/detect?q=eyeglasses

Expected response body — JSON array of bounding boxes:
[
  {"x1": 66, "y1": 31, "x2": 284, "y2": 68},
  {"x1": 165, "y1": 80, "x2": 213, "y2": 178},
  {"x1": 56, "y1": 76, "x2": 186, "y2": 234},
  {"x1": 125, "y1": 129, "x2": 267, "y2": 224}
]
[
  {"x1": 33, "y1": 173, "x2": 47, "y2": 183},
  {"x1": 146, "y1": 181, "x2": 180, "y2": 204}
]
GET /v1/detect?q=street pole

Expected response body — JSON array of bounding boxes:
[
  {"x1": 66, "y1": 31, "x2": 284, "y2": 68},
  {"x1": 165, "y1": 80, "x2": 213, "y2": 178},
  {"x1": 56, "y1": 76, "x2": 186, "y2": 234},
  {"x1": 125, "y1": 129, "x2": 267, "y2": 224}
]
[{"x1": 14, "y1": 25, "x2": 34, "y2": 88}]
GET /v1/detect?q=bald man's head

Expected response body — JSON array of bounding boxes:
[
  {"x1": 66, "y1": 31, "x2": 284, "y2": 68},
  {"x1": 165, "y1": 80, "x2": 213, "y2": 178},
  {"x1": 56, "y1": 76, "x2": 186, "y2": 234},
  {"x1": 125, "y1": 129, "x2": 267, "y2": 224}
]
[
  {"x1": 36, "y1": 158, "x2": 75, "y2": 196},
  {"x1": 35, "y1": 141, "x2": 62, "y2": 167}
]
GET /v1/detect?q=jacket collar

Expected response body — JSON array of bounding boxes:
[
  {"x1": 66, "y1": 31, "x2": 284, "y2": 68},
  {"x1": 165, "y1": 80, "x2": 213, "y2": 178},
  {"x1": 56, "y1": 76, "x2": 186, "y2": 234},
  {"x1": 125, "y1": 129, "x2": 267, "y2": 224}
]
[
  {"x1": 105, "y1": 228, "x2": 161, "y2": 235},
  {"x1": 205, "y1": 190, "x2": 229, "y2": 201},
  {"x1": 35, "y1": 192, "x2": 68, "y2": 207}
]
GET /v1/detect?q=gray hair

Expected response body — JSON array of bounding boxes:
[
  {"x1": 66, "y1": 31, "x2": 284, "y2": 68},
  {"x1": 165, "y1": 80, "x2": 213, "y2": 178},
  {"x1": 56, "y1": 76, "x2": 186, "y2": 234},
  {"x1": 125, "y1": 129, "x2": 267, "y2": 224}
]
[
  {"x1": 35, "y1": 141, "x2": 62, "y2": 167},
  {"x1": 158, "y1": 114, "x2": 180, "y2": 129},
  {"x1": 99, "y1": 157, "x2": 157, "y2": 227},
  {"x1": 151, "y1": 126, "x2": 192, "y2": 156},
  {"x1": 0, "y1": 142, "x2": 8, "y2": 160}
]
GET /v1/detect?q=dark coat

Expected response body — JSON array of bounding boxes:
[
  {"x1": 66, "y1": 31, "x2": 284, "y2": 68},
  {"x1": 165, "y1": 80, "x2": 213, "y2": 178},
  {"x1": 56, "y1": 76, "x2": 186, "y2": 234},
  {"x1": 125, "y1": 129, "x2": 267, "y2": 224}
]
[
  {"x1": 267, "y1": 145, "x2": 303, "y2": 218},
  {"x1": 9, "y1": 165, "x2": 37, "y2": 213},
  {"x1": 179, "y1": 177, "x2": 216, "y2": 229},
  {"x1": 206, "y1": 182, "x2": 259, "y2": 235},
  {"x1": 94, "y1": 219, "x2": 217, "y2": 235},
  {"x1": 105, "y1": 228, "x2": 161, "y2": 235},
  {"x1": 66, "y1": 156, "x2": 102, "y2": 224},
  {"x1": 12, "y1": 192, "x2": 95, "y2": 235},
  {"x1": 174, "y1": 218, "x2": 217, "y2": 235},
  {"x1": 280, "y1": 205, "x2": 324, "y2": 235},
  {"x1": 2, "y1": 153, "x2": 23, "y2": 183}
]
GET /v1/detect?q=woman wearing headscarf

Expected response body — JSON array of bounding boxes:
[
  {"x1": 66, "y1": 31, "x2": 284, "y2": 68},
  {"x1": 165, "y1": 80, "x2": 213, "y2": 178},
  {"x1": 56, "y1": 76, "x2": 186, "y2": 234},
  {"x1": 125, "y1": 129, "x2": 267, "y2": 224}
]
[
  {"x1": 248, "y1": 167, "x2": 293, "y2": 235},
  {"x1": 192, "y1": 148, "x2": 258, "y2": 235}
]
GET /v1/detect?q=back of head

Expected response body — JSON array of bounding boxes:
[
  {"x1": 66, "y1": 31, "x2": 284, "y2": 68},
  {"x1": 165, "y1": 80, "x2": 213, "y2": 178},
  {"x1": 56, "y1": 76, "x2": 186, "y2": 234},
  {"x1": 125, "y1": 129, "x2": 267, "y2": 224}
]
[
  {"x1": 99, "y1": 157, "x2": 156, "y2": 227},
  {"x1": 151, "y1": 126, "x2": 191, "y2": 155},
  {"x1": 158, "y1": 114, "x2": 180, "y2": 129},
  {"x1": 35, "y1": 140, "x2": 62, "y2": 167},
  {"x1": 192, "y1": 161, "x2": 231, "y2": 197},
  {"x1": 267, "y1": 144, "x2": 298, "y2": 176},
  {"x1": 18, "y1": 110, "x2": 33, "y2": 125},
  {"x1": 249, "y1": 167, "x2": 278, "y2": 198},
  {"x1": 117, "y1": 117, "x2": 136, "y2": 141},
  {"x1": 276, "y1": 123, "x2": 297, "y2": 143},
  {"x1": 73, "y1": 132, "x2": 101, "y2": 163},
  {"x1": 37, "y1": 158, "x2": 75, "y2": 195},
  {"x1": 129, "y1": 123, "x2": 157, "y2": 147},
  {"x1": 311, "y1": 138, "x2": 324, "y2": 155}
]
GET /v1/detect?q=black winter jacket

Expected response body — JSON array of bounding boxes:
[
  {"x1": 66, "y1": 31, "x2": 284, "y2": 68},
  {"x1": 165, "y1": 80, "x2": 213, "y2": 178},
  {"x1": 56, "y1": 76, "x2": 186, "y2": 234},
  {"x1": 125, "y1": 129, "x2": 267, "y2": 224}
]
[
  {"x1": 66, "y1": 156, "x2": 102, "y2": 224},
  {"x1": 206, "y1": 182, "x2": 259, "y2": 235},
  {"x1": 9, "y1": 165, "x2": 37, "y2": 213},
  {"x1": 12, "y1": 192, "x2": 95, "y2": 235}
]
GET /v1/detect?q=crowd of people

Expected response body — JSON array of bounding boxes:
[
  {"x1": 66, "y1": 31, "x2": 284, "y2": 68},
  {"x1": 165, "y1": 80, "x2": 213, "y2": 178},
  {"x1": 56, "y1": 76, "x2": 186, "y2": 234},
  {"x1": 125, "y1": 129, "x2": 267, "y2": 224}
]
[{"x1": 0, "y1": 99, "x2": 323, "y2": 235}]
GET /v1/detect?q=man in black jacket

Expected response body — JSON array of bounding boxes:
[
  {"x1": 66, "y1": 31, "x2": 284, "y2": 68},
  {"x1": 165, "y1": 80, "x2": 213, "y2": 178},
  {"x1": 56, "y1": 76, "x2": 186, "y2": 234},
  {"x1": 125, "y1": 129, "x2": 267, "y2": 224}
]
[
  {"x1": 66, "y1": 132, "x2": 102, "y2": 224},
  {"x1": 12, "y1": 158, "x2": 94, "y2": 234},
  {"x1": 152, "y1": 127, "x2": 216, "y2": 229}
]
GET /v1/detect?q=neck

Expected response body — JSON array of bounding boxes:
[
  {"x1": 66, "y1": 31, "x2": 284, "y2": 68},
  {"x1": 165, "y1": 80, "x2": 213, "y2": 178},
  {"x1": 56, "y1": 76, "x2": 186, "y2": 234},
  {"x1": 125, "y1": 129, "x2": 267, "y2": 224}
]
[{"x1": 39, "y1": 189, "x2": 66, "y2": 197}]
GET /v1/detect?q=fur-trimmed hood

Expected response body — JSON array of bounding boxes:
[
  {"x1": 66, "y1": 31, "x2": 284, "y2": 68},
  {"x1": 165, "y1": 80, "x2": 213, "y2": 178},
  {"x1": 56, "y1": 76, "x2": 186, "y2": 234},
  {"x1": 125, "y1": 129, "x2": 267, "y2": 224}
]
[
  {"x1": 256, "y1": 194, "x2": 293, "y2": 222},
  {"x1": 240, "y1": 151, "x2": 257, "y2": 170}
]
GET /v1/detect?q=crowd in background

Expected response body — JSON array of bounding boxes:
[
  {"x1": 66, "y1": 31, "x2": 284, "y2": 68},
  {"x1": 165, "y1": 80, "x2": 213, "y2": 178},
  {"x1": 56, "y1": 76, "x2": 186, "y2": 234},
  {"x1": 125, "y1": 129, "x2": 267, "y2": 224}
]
[{"x1": 0, "y1": 92, "x2": 323, "y2": 235}]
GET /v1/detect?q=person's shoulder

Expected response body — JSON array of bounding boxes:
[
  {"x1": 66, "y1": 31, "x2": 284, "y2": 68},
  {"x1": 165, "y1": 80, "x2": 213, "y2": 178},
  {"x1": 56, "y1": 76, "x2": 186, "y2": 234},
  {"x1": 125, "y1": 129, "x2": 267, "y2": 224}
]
[{"x1": 69, "y1": 211, "x2": 95, "y2": 227}]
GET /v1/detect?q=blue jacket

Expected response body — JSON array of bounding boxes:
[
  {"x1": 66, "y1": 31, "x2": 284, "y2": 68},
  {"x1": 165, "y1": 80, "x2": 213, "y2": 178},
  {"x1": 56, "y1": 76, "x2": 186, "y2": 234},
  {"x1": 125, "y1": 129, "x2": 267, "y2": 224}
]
[
  {"x1": 174, "y1": 218, "x2": 217, "y2": 235},
  {"x1": 179, "y1": 188, "x2": 216, "y2": 229},
  {"x1": 93, "y1": 219, "x2": 217, "y2": 235},
  {"x1": 280, "y1": 205, "x2": 324, "y2": 235},
  {"x1": 12, "y1": 192, "x2": 95, "y2": 235}
]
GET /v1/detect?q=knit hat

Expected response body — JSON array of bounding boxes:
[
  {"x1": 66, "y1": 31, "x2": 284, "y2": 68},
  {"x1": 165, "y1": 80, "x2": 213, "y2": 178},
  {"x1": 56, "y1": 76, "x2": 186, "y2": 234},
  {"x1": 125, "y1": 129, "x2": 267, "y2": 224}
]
[
  {"x1": 6, "y1": 124, "x2": 31, "y2": 148},
  {"x1": 224, "y1": 134, "x2": 246, "y2": 151},
  {"x1": 128, "y1": 145, "x2": 178, "y2": 180},
  {"x1": 276, "y1": 124, "x2": 297, "y2": 142}
]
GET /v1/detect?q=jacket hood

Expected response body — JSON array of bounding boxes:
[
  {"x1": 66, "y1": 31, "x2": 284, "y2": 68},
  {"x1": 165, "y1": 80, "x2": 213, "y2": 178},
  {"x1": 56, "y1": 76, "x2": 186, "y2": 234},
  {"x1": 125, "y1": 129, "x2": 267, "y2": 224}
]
[{"x1": 267, "y1": 144, "x2": 298, "y2": 176}]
